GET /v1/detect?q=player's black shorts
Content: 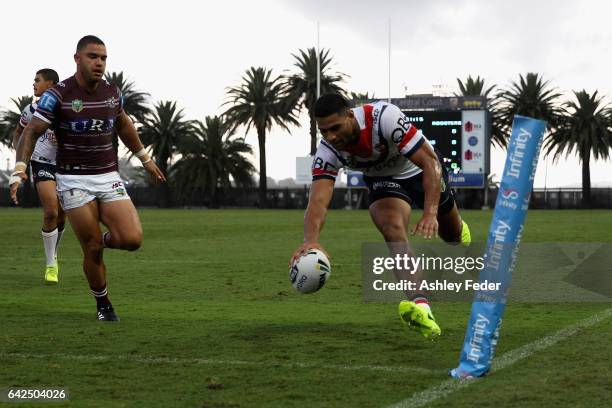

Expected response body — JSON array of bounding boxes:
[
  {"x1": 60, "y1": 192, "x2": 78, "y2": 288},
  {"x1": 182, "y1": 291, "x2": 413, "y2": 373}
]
[
  {"x1": 31, "y1": 160, "x2": 57, "y2": 184},
  {"x1": 364, "y1": 166, "x2": 456, "y2": 215}
]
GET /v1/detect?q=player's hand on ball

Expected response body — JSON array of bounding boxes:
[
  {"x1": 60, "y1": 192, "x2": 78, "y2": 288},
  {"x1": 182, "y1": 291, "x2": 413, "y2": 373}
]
[
  {"x1": 143, "y1": 160, "x2": 166, "y2": 183},
  {"x1": 411, "y1": 213, "x2": 438, "y2": 240},
  {"x1": 289, "y1": 242, "x2": 329, "y2": 267},
  {"x1": 9, "y1": 171, "x2": 27, "y2": 205}
]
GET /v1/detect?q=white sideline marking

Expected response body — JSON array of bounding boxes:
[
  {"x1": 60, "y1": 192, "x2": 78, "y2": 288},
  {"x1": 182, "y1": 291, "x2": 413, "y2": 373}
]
[
  {"x1": 387, "y1": 307, "x2": 612, "y2": 408},
  {"x1": 0, "y1": 352, "x2": 441, "y2": 375}
]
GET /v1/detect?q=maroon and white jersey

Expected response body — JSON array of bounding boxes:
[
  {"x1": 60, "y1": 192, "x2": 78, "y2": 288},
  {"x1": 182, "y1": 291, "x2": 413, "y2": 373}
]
[
  {"x1": 312, "y1": 101, "x2": 430, "y2": 181},
  {"x1": 34, "y1": 75, "x2": 124, "y2": 175}
]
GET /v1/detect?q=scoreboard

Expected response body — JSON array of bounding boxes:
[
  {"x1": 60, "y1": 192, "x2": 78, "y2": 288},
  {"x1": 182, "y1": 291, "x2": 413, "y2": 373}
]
[
  {"x1": 348, "y1": 96, "x2": 489, "y2": 188},
  {"x1": 402, "y1": 110, "x2": 462, "y2": 172}
]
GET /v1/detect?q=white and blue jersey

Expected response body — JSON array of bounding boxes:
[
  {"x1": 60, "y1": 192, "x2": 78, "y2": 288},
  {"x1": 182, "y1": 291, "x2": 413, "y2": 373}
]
[
  {"x1": 19, "y1": 100, "x2": 57, "y2": 165},
  {"x1": 312, "y1": 101, "x2": 431, "y2": 182}
]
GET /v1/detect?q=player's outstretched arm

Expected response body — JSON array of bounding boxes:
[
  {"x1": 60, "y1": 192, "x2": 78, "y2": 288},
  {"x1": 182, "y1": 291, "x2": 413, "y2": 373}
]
[
  {"x1": 289, "y1": 178, "x2": 334, "y2": 266},
  {"x1": 10, "y1": 117, "x2": 49, "y2": 204},
  {"x1": 11, "y1": 126, "x2": 24, "y2": 150},
  {"x1": 114, "y1": 112, "x2": 166, "y2": 182},
  {"x1": 408, "y1": 143, "x2": 442, "y2": 239}
]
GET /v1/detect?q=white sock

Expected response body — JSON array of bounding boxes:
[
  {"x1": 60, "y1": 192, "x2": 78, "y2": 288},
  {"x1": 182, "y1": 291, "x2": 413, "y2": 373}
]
[
  {"x1": 41, "y1": 228, "x2": 58, "y2": 266},
  {"x1": 412, "y1": 296, "x2": 431, "y2": 313},
  {"x1": 55, "y1": 224, "x2": 65, "y2": 258}
]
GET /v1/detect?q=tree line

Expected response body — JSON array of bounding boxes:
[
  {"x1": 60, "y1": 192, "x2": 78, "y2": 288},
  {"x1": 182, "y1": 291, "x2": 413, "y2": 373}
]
[{"x1": 1, "y1": 50, "x2": 611, "y2": 207}]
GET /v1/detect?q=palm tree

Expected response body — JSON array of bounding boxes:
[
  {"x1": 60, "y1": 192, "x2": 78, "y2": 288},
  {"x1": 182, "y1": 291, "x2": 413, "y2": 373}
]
[
  {"x1": 284, "y1": 48, "x2": 347, "y2": 155},
  {"x1": 140, "y1": 100, "x2": 194, "y2": 207},
  {"x1": 496, "y1": 73, "x2": 562, "y2": 139},
  {"x1": 224, "y1": 66, "x2": 299, "y2": 208},
  {"x1": 171, "y1": 116, "x2": 256, "y2": 207},
  {"x1": 350, "y1": 91, "x2": 374, "y2": 101},
  {"x1": 0, "y1": 96, "x2": 33, "y2": 148},
  {"x1": 455, "y1": 75, "x2": 507, "y2": 148},
  {"x1": 104, "y1": 72, "x2": 150, "y2": 125},
  {"x1": 456, "y1": 75, "x2": 495, "y2": 99},
  {"x1": 545, "y1": 90, "x2": 612, "y2": 207},
  {"x1": 350, "y1": 92, "x2": 375, "y2": 108},
  {"x1": 104, "y1": 72, "x2": 151, "y2": 156}
]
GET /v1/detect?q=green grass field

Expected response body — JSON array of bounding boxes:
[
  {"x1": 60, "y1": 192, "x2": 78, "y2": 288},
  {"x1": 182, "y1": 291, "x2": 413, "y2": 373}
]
[{"x1": 1, "y1": 209, "x2": 611, "y2": 407}]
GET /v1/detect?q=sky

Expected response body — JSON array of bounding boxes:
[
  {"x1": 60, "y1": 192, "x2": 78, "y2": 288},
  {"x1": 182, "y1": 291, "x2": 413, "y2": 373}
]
[{"x1": 1, "y1": 0, "x2": 611, "y2": 187}]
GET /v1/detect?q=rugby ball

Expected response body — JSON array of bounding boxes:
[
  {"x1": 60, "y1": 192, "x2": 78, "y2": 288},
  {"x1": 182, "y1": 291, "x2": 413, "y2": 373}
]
[{"x1": 289, "y1": 249, "x2": 331, "y2": 294}]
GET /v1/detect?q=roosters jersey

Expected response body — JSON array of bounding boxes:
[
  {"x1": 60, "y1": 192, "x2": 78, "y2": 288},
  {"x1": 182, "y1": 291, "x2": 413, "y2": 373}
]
[
  {"x1": 312, "y1": 101, "x2": 430, "y2": 181},
  {"x1": 19, "y1": 101, "x2": 57, "y2": 165}
]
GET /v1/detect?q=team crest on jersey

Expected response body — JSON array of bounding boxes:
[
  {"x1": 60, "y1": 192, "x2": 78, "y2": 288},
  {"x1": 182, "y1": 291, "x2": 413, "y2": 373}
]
[
  {"x1": 71, "y1": 99, "x2": 84, "y2": 112},
  {"x1": 105, "y1": 97, "x2": 119, "y2": 108}
]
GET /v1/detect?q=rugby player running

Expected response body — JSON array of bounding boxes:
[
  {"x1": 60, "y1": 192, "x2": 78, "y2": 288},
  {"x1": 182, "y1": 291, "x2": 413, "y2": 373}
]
[
  {"x1": 10, "y1": 35, "x2": 165, "y2": 321},
  {"x1": 12, "y1": 69, "x2": 66, "y2": 284},
  {"x1": 290, "y1": 93, "x2": 471, "y2": 338}
]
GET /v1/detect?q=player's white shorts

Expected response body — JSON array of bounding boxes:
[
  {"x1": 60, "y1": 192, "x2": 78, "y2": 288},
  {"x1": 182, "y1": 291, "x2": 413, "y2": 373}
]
[{"x1": 56, "y1": 171, "x2": 130, "y2": 211}]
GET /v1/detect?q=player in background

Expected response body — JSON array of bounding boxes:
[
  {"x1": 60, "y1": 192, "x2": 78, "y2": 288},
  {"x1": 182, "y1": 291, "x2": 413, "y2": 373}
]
[
  {"x1": 10, "y1": 35, "x2": 166, "y2": 321},
  {"x1": 12, "y1": 69, "x2": 65, "y2": 284},
  {"x1": 290, "y1": 93, "x2": 471, "y2": 339}
]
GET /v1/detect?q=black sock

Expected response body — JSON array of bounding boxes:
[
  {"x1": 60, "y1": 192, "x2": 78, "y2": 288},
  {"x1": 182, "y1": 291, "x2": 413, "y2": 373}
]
[
  {"x1": 91, "y1": 285, "x2": 111, "y2": 308},
  {"x1": 102, "y1": 232, "x2": 111, "y2": 249}
]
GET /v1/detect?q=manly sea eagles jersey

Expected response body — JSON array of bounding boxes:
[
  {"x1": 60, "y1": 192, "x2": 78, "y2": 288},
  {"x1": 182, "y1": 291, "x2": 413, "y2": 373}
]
[
  {"x1": 312, "y1": 101, "x2": 431, "y2": 182},
  {"x1": 19, "y1": 101, "x2": 57, "y2": 165},
  {"x1": 34, "y1": 75, "x2": 124, "y2": 175}
]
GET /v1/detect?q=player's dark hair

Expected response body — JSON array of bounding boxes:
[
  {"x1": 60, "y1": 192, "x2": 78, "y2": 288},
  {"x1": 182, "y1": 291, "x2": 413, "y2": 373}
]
[
  {"x1": 36, "y1": 68, "x2": 59, "y2": 84},
  {"x1": 76, "y1": 35, "x2": 105, "y2": 52},
  {"x1": 314, "y1": 93, "x2": 350, "y2": 118}
]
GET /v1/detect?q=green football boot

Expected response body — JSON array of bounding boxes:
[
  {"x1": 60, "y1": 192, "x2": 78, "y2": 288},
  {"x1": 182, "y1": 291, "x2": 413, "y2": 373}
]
[
  {"x1": 44, "y1": 257, "x2": 59, "y2": 284},
  {"x1": 398, "y1": 300, "x2": 441, "y2": 339},
  {"x1": 460, "y1": 220, "x2": 471, "y2": 247}
]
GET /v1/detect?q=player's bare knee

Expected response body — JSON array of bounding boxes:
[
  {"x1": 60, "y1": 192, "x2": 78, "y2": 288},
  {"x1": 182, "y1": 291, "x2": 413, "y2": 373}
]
[
  {"x1": 43, "y1": 207, "x2": 59, "y2": 224},
  {"x1": 83, "y1": 238, "x2": 104, "y2": 260},
  {"x1": 121, "y1": 231, "x2": 142, "y2": 251},
  {"x1": 124, "y1": 237, "x2": 142, "y2": 251},
  {"x1": 381, "y1": 223, "x2": 406, "y2": 242}
]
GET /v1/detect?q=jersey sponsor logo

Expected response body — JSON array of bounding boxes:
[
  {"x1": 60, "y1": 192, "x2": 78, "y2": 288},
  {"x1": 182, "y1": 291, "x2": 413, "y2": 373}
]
[
  {"x1": 65, "y1": 118, "x2": 115, "y2": 133},
  {"x1": 37, "y1": 169, "x2": 55, "y2": 180},
  {"x1": 71, "y1": 99, "x2": 84, "y2": 112},
  {"x1": 391, "y1": 116, "x2": 412, "y2": 144},
  {"x1": 372, "y1": 106, "x2": 380, "y2": 125},
  {"x1": 312, "y1": 157, "x2": 337, "y2": 172},
  {"x1": 312, "y1": 157, "x2": 338, "y2": 177},
  {"x1": 39, "y1": 130, "x2": 57, "y2": 144},
  {"x1": 372, "y1": 180, "x2": 401, "y2": 190},
  {"x1": 38, "y1": 92, "x2": 58, "y2": 111}
]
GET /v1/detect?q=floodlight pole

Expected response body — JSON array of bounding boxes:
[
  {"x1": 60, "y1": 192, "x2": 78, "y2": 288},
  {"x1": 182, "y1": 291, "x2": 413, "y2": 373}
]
[
  {"x1": 317, "y1": 21, "x2": 321, "y2": 99},
  {"x1": 388, "y1": 17, "x2": 391, "y2": 103}
]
